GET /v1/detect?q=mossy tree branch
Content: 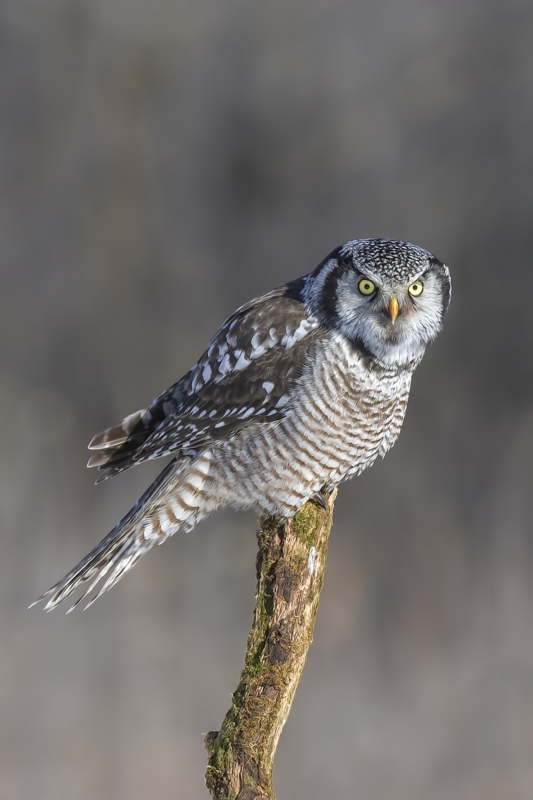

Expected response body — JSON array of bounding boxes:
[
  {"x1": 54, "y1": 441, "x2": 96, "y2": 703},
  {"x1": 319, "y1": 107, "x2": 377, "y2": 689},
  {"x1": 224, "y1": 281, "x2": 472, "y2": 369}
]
[{"x1": 205, "y1": 489, "x2": 337, "y2": 800}]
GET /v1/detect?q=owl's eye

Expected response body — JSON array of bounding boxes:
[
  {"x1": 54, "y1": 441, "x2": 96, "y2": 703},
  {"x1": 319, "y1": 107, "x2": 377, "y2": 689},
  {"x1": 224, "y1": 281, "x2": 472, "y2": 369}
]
[
  {"x1": 408, "y1": 280, "x2": 424, "y2": 297},
  {"x1": 358, "y1": 279, "x2": 376, "y2": 296}
]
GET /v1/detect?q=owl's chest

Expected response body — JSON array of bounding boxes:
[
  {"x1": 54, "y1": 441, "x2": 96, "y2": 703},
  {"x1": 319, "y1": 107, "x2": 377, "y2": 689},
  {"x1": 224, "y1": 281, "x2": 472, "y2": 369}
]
[{"x1": 294, "y1": 338, "x2": 413, "y2": 472}]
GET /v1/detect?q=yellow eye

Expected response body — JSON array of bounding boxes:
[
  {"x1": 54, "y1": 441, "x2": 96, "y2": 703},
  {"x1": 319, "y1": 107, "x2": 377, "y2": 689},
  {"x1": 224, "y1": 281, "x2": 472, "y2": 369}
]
[
  {"x1": 408, "y1": 280, "x2": 424, "y2": 297},
  {"x1": 358, "y1": 279, "x2": 376, "y2": 295}
]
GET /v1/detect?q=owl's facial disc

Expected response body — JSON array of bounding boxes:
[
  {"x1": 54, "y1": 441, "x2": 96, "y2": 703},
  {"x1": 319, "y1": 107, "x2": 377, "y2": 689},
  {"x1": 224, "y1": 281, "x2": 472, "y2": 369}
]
[{"x1": 334, "y1": 268, "x2": 446, "y2": 366}]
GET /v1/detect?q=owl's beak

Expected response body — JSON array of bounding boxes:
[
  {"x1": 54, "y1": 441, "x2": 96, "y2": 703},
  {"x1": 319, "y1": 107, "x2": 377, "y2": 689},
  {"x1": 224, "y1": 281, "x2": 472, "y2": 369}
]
[{"x1": 388, "y1": 296, "x2": 399, "y2": 324}]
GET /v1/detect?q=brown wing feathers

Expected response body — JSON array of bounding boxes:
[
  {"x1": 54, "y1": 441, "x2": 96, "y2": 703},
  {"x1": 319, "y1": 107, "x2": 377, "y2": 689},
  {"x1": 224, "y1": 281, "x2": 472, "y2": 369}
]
[{"x1": 86, "y1": 282, "x2": 319, "y2": 483}]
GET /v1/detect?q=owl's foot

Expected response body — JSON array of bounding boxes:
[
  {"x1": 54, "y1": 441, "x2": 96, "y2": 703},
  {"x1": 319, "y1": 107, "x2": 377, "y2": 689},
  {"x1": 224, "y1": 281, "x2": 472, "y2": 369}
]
[{"x1": 312, "y1": 491, "x2": 328, "y2": 511}]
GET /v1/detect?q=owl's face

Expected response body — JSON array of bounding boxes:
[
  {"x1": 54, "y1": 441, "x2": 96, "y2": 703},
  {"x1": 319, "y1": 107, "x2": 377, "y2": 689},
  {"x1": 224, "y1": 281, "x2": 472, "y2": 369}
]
[{"x1": 307, "y1": 238, "x2": 451, "y2": 367}]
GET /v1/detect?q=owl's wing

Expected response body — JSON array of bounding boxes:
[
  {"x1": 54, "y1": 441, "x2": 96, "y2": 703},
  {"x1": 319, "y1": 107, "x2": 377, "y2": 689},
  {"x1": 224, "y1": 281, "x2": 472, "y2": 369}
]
[{"x1": 88, "y1": 278, "x2": 324, "y2": 482}]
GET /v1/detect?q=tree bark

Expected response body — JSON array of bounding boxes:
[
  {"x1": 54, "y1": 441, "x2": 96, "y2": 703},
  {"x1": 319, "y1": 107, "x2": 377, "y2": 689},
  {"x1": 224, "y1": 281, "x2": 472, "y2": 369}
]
[{"x1": 205, "y1": 489, "x2": 337, "y2": 800}]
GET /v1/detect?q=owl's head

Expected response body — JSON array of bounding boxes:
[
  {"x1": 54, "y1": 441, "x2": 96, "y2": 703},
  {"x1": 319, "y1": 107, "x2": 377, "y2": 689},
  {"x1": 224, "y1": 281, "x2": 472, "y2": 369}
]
[{"x1": 305, "y1": 238, "x2": 451, "y2": 367}]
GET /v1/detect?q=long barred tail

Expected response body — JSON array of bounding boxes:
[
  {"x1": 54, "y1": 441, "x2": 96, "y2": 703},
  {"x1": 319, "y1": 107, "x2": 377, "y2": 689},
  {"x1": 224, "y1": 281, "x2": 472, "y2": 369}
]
[{"x1": 32, "y1": 459, "x2": 184, "y2": 613}]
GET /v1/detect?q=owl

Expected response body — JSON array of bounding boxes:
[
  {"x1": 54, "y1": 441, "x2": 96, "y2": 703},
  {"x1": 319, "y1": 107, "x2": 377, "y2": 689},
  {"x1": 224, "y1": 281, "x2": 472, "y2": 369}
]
[{"x1": 35, "y1": 238, "x2": 451, "y2": 611}]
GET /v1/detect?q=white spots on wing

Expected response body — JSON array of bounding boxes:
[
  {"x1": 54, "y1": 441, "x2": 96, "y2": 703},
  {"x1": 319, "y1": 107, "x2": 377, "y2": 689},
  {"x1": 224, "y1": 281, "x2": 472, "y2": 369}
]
[
  {"x1": 275, "y1": 396, "x2": 289, "y2": 408},
  {"x1": 234, "y1": 351, "x2": 251, "y2": 371},
  {"x1": 249, "y1": 329, "x2": 274, "y2": 359},
  {"x1": 181, "y1": 447, "x2": 198, "y2": 458},
  {"x1": 209, "y1": 409, "x2": 217, "y2": 417},
  {"x1": 262, "y1": 381, "x2": 274, "y2": 394},
  {"x1": 281, "y1": 318, "x2": 316, "y2": 349},
  {"x1": 225, "y1": 321, "x2": 239, "y2": 348},
  {"x1": 198, "y1": 410, "x2": 207, "y2": 418},
  {"x1": 250, "y1": 342, "x2": 269, "y2": 359},
  {"x1": 190, "y1": 314, "x2": 317, "y2": 392},
  {"x1": 240, "y1": 407, "x2": 255, "y2": 419},
  {"x1": 218, "y1": 353, "x2": 232, "y2": 376},
  {"x1": 215, "y1": 421, "x2": 225, "y2": 428}
]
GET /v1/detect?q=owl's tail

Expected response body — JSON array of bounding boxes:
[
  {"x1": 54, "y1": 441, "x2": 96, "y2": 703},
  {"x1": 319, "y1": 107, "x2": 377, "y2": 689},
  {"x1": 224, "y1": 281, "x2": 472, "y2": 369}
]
[{"x1": 31, "y1": 457, "x2": 199, "y2": 612}]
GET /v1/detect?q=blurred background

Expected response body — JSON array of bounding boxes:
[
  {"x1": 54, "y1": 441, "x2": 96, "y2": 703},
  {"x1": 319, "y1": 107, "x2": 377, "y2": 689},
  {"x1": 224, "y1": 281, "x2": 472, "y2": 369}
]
[{"x1": 2, "y1": 1, "x2": 533, "y2": 798}]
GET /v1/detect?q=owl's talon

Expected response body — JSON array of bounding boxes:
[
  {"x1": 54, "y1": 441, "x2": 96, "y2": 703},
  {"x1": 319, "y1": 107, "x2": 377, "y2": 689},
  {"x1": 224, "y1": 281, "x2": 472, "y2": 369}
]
[{"x1": 312, "y1": 491, "x2": 328, "y2": 511}]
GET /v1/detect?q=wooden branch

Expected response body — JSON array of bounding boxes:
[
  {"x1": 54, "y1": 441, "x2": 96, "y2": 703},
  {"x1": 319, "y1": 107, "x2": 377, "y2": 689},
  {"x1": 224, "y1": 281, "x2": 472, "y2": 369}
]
[{"x1": 205, "y1": 489, "x2": 337, "y2": 800}]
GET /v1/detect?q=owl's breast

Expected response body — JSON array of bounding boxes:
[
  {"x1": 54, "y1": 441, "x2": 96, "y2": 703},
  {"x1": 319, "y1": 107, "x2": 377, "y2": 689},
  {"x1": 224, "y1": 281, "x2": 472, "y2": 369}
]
[
  {"x1": 209, "y1": 335, "x2": 415, "y2": 516},
  {"x1": 290, "y1": 335, "x2": 413, "y2": 483}
]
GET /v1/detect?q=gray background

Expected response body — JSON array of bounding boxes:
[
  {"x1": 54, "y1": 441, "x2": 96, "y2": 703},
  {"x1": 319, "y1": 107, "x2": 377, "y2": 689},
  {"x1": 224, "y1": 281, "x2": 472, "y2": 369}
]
[{"x1": 2, "y1": 1, "x2": 533, "y2": 798}]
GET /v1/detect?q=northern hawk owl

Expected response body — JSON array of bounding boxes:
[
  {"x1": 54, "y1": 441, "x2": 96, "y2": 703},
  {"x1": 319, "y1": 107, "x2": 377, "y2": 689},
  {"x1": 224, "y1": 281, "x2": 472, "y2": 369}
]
[{"x1": 36, "y1": 238, "x2": 451, "y2": 611}]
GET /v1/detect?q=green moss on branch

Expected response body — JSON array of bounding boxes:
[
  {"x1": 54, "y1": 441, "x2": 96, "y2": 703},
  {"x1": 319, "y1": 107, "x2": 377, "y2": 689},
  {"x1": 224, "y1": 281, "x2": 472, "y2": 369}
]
[{"x1": 205, "y1": 490, "x2": 337, "y2": 800}]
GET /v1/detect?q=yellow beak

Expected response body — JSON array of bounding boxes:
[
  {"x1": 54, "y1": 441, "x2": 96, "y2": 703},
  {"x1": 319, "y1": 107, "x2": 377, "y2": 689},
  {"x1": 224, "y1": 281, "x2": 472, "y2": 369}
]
[{"x1": 388, "y1": 296, "x2": 399, "y2": 323}]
